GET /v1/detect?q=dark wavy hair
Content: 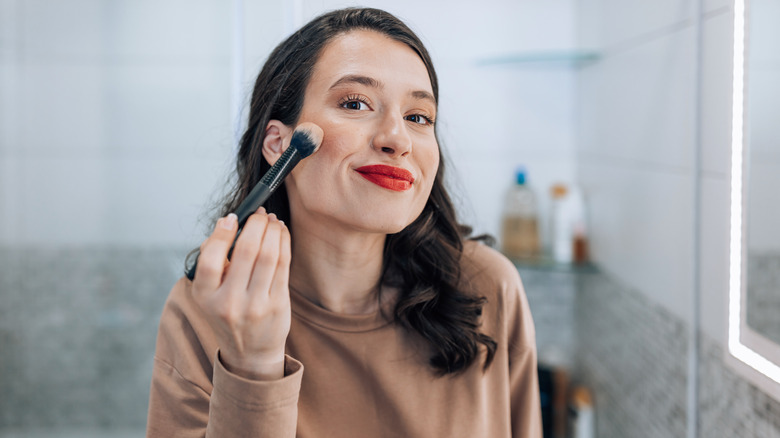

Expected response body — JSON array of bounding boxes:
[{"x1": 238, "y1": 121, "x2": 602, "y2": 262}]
[{"x1": 190, "y1": 7, "x2": 496, "y2": 375}]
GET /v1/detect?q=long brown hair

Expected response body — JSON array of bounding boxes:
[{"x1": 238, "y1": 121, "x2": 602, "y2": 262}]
[{"x1": 190, "y1": 7, "x2": 496, "y2": 374}]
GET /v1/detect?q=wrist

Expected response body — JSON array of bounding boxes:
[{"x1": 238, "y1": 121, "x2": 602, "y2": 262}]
[{"x1": 219, "y1": 350, "x2": 286, "y2": 381}]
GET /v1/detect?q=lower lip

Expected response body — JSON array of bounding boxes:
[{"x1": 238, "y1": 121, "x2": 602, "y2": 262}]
[{"x1": 357, "y1": 172, "x2": 412, "y2": 192}]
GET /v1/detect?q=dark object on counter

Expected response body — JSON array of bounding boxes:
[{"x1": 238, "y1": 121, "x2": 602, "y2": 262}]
[{"x1": 538, "y1": 364, "x2": 569, "y2": 438}]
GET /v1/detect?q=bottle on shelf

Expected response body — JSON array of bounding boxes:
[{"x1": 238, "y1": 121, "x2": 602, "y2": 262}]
[
  {"x1": 549, "y1": 183, "x2": 589, "y2": 264},
  {"x1": 501, "y1": 167, "x2": 541, "y2": 261}
]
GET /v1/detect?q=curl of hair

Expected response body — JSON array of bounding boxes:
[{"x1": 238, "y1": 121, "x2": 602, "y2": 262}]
[
  {"x1": 384, "y1": 161, "x2": 497, "y2": 374},
  {"x1": 186, "y1": 7, "x2": 496, "y2": 375}
]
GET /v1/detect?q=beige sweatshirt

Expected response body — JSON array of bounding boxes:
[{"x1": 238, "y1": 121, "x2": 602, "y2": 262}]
[{"x1": 146, "y1": 241, "x2": 542, "y2": 438}]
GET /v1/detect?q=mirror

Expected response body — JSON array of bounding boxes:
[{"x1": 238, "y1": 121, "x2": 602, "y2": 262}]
[
  {"x1": 729, "y1": 0, "x2": 780, "y2": 392},
  {"x1": 744, "y1": 0, "x2": 780, "y2": 346}
]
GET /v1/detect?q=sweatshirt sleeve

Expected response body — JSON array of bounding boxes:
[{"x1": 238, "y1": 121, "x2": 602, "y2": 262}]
[
  {"x1": 504, "y1": 265, "x2": 544, "y2": 438},
  {"x1": 146, "y1": 278, "x2": 303, "y2": 438}
]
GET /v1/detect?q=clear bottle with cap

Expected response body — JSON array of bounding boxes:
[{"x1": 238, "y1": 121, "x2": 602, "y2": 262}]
[{"x1": 500, "y1": 167, "x2": 540, "y2": 260}]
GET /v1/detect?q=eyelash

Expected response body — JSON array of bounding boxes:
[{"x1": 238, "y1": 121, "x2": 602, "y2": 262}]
[
  {"x1": 338, "y1": 94, "x2": 435, "y2": 126},
  {"x1": 405, "y1": 114, "x2": 435, "y2": 126},
  {"x1": 338, "y1": 94, "x2": 370, "y2": 110}
]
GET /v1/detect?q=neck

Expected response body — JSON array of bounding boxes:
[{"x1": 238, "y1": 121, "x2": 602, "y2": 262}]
[{"x1": 288, "y1": 220, "x2": 388, "y2": 315}]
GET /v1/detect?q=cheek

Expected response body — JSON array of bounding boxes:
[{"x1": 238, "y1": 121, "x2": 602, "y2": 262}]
[
  {"x1": 421, "y1": 144, "x2": 441, "y2": 180},
  {"x1": 316, "y1": 123, "x2": 366, "y2": 160}
]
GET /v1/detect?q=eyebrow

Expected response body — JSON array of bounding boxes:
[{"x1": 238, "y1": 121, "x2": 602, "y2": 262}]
[
  {"x1": 329, "y1": 74, "x2": 437, "y2": 105},
  {"x1": 329, "y1": 74, "x2": 381, "y2": 90}
]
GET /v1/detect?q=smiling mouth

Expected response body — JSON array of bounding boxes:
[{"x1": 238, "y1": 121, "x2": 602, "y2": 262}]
[{"x1": 355, "y1": 165, "x2": 415, "y2": 192}]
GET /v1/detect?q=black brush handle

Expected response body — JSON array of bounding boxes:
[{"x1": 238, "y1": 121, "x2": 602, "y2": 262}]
[{"x1": 185, "y1": 147, "x2": 302, "y2": 281}]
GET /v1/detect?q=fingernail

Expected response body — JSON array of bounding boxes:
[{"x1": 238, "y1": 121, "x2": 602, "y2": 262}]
[
  {"x1": 268, "y1": 213, "x2": 278, "y2": 222},
  {"x1": 221, "y1": 213, "x2": 237, "y2": 229},
  {"x1": 256, "y1": 206, "x2": 266, "y2": 214}
]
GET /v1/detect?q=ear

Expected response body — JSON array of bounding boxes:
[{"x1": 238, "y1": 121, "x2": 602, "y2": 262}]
[{"x1": 262, "y1": 120, "x2": 293, "y2": 166}]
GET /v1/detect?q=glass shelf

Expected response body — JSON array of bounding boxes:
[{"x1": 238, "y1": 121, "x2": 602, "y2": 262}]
[
  {"x1": 476, "y1": 50, "x2": 600, "y2": 67},
  {"x1": 509, "y1": 255, "x2": 599, "y2": 273}
]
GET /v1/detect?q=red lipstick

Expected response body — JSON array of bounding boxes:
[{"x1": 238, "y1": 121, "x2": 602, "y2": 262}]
[{"x1": 355, "y1": 164, "x2": 415, "y2": 192}]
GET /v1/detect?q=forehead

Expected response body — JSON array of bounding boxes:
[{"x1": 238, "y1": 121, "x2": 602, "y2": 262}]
[{"x1": 308, "y1": 29, "x2": 434, "y2": 97}]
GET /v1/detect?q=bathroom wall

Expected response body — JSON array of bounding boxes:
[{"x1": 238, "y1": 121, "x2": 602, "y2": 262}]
[
  {"x1": 574, "y1": 1, "x2": 698, "y2": 432},
  {"x1": 576, "y1": 0, "x2": 780, "y2": 436}
]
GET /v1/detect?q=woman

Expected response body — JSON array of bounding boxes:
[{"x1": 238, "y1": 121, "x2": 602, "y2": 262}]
[{"x1": 147, "y1": 7, "x2": 541, "y2": 438}]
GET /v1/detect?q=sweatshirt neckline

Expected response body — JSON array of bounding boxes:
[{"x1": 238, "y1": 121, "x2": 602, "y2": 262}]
[{"x1": 289, "y1": 287, "x2": 395, "y2": 333}]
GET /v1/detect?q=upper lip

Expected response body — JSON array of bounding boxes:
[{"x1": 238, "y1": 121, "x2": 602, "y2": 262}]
[{"x1": 355, "y1": 164, "x2": 415, "y2": 183}]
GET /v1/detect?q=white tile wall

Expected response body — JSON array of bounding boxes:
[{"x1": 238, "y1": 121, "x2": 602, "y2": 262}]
[
  {"x1": 698, "y1": 175, "x2": 730, "y2": 341},
  {"x1": 577, "y1": 0, "x2": 696, "y2": 50},
  {"x1": 13, "y1": 63, "x2": 107, "y2": 157},
  {"x1": 1, "y1": 1, "x2": 254, "y2": 247},
  {"x1": 100, "y1": 0, "x2": 231, "y2": 60},
  {"x1": 703, "y1": 0, "x2": 732, "y2": 14},
  {"x1": 576, "y1": 0, "x2": 702, "y2": 321},
  {"x1": 18, "y1": 0, "x2": 108, "y2": 60},
  {"x1": 4, "y1": 156, "x2": 229, "y2": 246},
  {"x1": 98, "y1": 63, "x2": 231, "y2": 160},
  {"x1": 14, "y1": 157, "x2": 111, "y2": 245},
  {"x1": 100, "y1": 157, "x2": 232, "y2": 246},
  {"x1": 577, "y1": 159, "x2": 694, "y2": 320},
  {"x1": 696, "y1": 4, "x2": 737, "y2": 354},
  {"x1": 0, "y1": 0, "x2": 18, "y2": 54},
  {"x1": 19, "y1": 0, "x2": 230, "y2": 61},
  {"x1": 577, "y1": 26, "x2": 697, "y2": 171},
  {"x1": 242, "y1": 0, "x2": 288, "y2": 84},
  {"x1": 304, "y1": 0, "x2": 577, "y2": 62},
  {"x1": 700, "y1": 9, "x2": 733, "y2": 176}
]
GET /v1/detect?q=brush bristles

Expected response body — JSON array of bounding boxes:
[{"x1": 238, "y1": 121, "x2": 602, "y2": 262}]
[{"x1": 290, "y1": 122, "x2": 324, "y2": 158}]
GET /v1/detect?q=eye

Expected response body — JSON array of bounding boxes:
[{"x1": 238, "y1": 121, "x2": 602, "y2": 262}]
[
  {"x1": 405, "y1": 114, "x2": 434, "y2": 126},
  {"x1": 339, "y1": 95, "x2": 371, "y2": 111}
]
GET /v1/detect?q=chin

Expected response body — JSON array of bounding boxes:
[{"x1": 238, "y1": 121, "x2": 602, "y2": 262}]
[{"x1": 350, "y1": 211, "x2": 422, "y2": 235}]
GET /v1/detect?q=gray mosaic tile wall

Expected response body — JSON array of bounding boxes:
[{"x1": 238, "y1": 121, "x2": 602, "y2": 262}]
[
  {"x1": 698, "y1": 333, "x2": 780, "y2": 437},
  {"x1": 517, "y1": 265, "x2": 578, "y2": 368},
  {"x1": 0, "y1": 246, "x2": 187, "y2": 430},
  {"x1": 573, "y1": 269, "x2": 780, "y2": 438},
  {"x1": 572, "y1": 271, "x2": 689, "y2": 438}
]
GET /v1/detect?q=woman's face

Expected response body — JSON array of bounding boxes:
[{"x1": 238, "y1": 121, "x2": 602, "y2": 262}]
[{"x1": 284, "y1": 30, "x2": 440, "y2": 235}]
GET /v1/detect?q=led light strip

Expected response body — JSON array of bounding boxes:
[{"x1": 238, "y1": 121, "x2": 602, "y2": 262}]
[{"x1": 728, "y1": 0, "x2": 780, "y2": 385}]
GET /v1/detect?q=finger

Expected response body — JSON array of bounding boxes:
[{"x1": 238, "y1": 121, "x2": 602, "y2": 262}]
[
  {"x1": 195, "y1": 214, "x2": 239, "y2": 293},
  {"x1": 269, "y1": 221, "x2": 292, "y2": 299},
  {"x1": 247, "y1": 215, "x2": 283, "y2": 297},
  {"x1": 223, "y1": 208, "x2": 269, "y2": 290}
]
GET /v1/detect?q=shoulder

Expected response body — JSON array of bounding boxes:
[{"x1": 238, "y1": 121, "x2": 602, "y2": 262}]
[
  {"x1": 459, "y1": 239, "x2": 523, "y2": 294},
  {"x1": 459, "y1": 240, "x2": 535, "y2": 346}
]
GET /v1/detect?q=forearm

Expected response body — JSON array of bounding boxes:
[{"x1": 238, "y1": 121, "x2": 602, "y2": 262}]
[{"x1": 146, "y1": 354, "x2": 303, "y2": 438}]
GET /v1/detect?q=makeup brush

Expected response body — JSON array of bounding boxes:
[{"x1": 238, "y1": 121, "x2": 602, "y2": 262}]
[{"x1": 186, "y1": 122, "x2": 324, "y2": 281}]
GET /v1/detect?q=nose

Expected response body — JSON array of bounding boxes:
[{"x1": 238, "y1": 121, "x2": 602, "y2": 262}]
[{"x1": 371, "y1": 113, "x2": 412, "y2": 158}]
